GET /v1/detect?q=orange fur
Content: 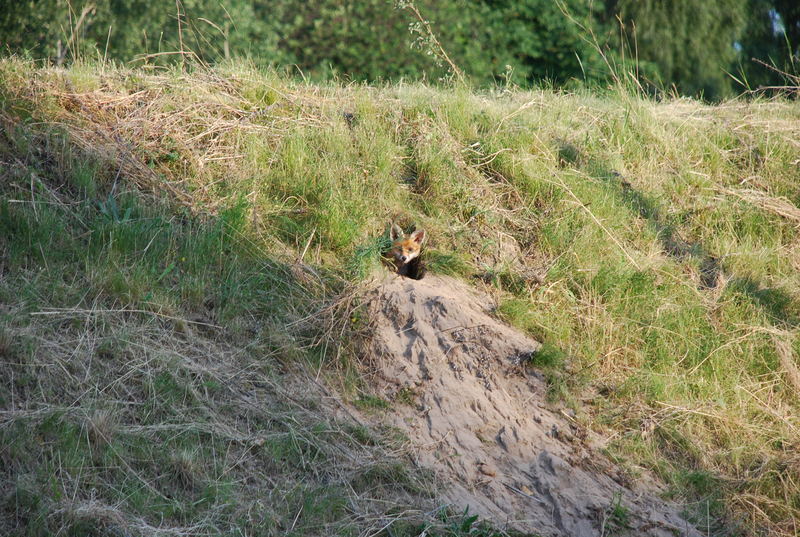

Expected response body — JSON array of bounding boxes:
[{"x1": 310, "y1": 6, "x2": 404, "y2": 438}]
[{"x1": 389, "y1": 224, "x2": 426, "y2": 277}]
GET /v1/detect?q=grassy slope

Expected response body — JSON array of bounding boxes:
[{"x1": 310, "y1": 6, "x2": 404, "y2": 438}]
[{"x1": 2, "y1": 58, "x2": 800, "y2": 536}]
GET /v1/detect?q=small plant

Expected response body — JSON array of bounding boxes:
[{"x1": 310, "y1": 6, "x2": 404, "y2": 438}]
[
  {"x1": 526, "y1": 343, "x2": 567, "y2": 369},
  {"x1": 84, "y1": 410, "x2": 118, "y2": 449},
  {"x1": 349, "y1": 234, "x2": 392, "y2": 278},
  {"x1": 396, "y1": 387, "x2": 417, "y2": 406},
  {"x1": 600, "y1": 492, "x2": 631, "y2": 536},
  {"x1": 98, "y1": 193, "x2": 132, "y2": 224},
  {"x1": 353, "y1": 394, "x2": 391, "y2": 411},
  {"x1": 430, "y1": 506, "x2": 518, "y2": 536},
  {"x1": 396, "y1": 0, "x2": 466, "y2": 85},
  {"x1": 169, "y1": 449, "x2": 201, "y2": 490}
]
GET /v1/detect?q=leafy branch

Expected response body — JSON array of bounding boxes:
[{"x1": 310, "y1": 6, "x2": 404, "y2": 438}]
[{"x1": 397, "y1": 0, "x2": 465, "y2": 85}]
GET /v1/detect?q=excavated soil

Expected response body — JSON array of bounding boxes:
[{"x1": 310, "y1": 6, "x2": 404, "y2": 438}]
[{"x1": 357, "y1": 274, "x2": 701, "y2": 537}]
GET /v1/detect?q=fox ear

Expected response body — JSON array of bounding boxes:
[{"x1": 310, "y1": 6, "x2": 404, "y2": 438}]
[
  {"x1": 390, "y1": 223, "x2": 404, "y2": 241},
  {"x1": 410, "y1": 229, "x2": 426, "y2": 244}
]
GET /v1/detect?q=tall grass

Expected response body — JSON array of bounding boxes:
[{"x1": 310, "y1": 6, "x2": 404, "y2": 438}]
[{"x1": 2, "y1": 56, "x2": 800, "y2": 535}]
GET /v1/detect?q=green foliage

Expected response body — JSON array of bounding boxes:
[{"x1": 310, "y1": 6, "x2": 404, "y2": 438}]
[
  {"x1": 0, "y1": 0, "x2": 278, "y2": 66},
  {"x1": 386, "y1": 506, "x2": 528, "y2": 537},
  {"x1": 526, "y1": 343, "x2": 567, "y2": 369},
  {"x1": 601, "y1": 492, "x2": 631, "y2": 535},
  {"x1": 480, "y1": 0, "x2": 610, "y2": 85},
  {"x1": 0, "y1": 0, "x2": 612, "y2": 88},
  {"x1": 3, "y1": 0, "x2": 798, "y2": 99},
  {"x1": 604, "y1": 0, "x2": 800, "y2": 99},
  {"x1": 353, "y1": 394, "x2": 391, "y2": 410},
  {"x1": 738, "y1": 0, "x2": 800, "y2": 90},
  {"x1": 615, "y1": 0, "x2": 748, "y2": 98}
]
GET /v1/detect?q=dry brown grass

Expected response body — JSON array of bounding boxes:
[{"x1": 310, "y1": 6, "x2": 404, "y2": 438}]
[
  {"x1": 721, "y1": 187, "x2": 800, "y2": 224},
  {"x1": 774, "y1": 334, "x2": 800, "y2": 393},
  {"x1": 0, "y1": 300, "x2": 438, "y2": 536}
]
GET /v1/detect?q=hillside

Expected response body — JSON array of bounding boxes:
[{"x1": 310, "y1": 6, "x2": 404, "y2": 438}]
[{"x1": 2, "y1": 58, "x2": 800, "y2": 536}]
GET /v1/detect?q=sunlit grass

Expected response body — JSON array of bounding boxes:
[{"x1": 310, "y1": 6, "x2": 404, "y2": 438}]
[{"x1": 2, "y1": 56, "x2": 800, "y2": 535}]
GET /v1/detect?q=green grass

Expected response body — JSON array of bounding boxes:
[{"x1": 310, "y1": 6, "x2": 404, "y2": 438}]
[{"x1": 2, "y1": 57, "x2": 800, "y2": 536}]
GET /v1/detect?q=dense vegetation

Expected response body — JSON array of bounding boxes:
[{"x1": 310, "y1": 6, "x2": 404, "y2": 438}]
[
  {"x1": 1, "y1": 0, "x2": 798, "y2": 99},
  {"x1": 2, "y1": 57, "x2": 800, "y2": 536}
]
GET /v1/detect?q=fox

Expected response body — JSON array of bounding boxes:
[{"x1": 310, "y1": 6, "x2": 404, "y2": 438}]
[{"x1": 388, "y1": 223, "x2": 427, "y2": 280}]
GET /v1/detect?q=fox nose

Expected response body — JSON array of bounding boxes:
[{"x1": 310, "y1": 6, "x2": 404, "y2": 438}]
[{"x1": 400, "y1": 255, "x2": 407, "y2": 262}]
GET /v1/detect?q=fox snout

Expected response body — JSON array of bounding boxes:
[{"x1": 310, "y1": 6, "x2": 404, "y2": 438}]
[{"x1": 394, "y1": 250, "x2": 418, "y2": 264}]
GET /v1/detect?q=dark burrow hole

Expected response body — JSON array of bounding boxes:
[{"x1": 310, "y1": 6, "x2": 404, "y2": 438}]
[{"x1": 398, "y1": 257, "x2": 426, "y2": 280}]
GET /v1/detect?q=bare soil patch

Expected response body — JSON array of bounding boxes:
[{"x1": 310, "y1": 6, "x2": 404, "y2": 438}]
[{"x1": 357, "y1": 274, "x2": 702, "y2": 537}]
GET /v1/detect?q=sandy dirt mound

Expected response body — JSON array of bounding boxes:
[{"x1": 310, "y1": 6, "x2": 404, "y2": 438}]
[{"x1": 358, "y1": 274, "x2": 701, "y2": 537}]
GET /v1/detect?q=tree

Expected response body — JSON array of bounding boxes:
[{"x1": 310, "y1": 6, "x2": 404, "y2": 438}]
[
  {"x1": 604, "y1": 0, "x2": 748, "y2": 99},
  {"x1": 479, "y1": 0, "x2": 611, "y2": 86},
  {"x1": 738, "y1": 0, "x2": 800, "y2": 91},
  {"x1": 0, "y1": 0, "x2": 284, "y2": 66},
  {"x1": 0, "y1": 1, "x2": 611, "y2": 87}
]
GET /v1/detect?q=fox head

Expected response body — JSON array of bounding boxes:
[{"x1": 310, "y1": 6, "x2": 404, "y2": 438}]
[{"x1": 389, "y1": 224, "x2": 426, "y2": 266}]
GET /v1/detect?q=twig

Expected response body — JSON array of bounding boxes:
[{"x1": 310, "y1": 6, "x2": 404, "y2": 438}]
[
  {"x1": 175, "y1": 0, "x2": 185, "y2": 70},
  {"x1": 30, "y1": 308, "x2": 222, "y2": 329},
  {"x1": 398, "y1": 1, "x2": 465, "y2": 85},
  {"x1": 751, "y1": 58, "x2": 800, "y2": 84},
  {"x1": 502, "y1": 482, "x2": 546, "y2": 505},
  {"x1": 298, "y1": 227, "x2": 316, "y2": 262}
]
